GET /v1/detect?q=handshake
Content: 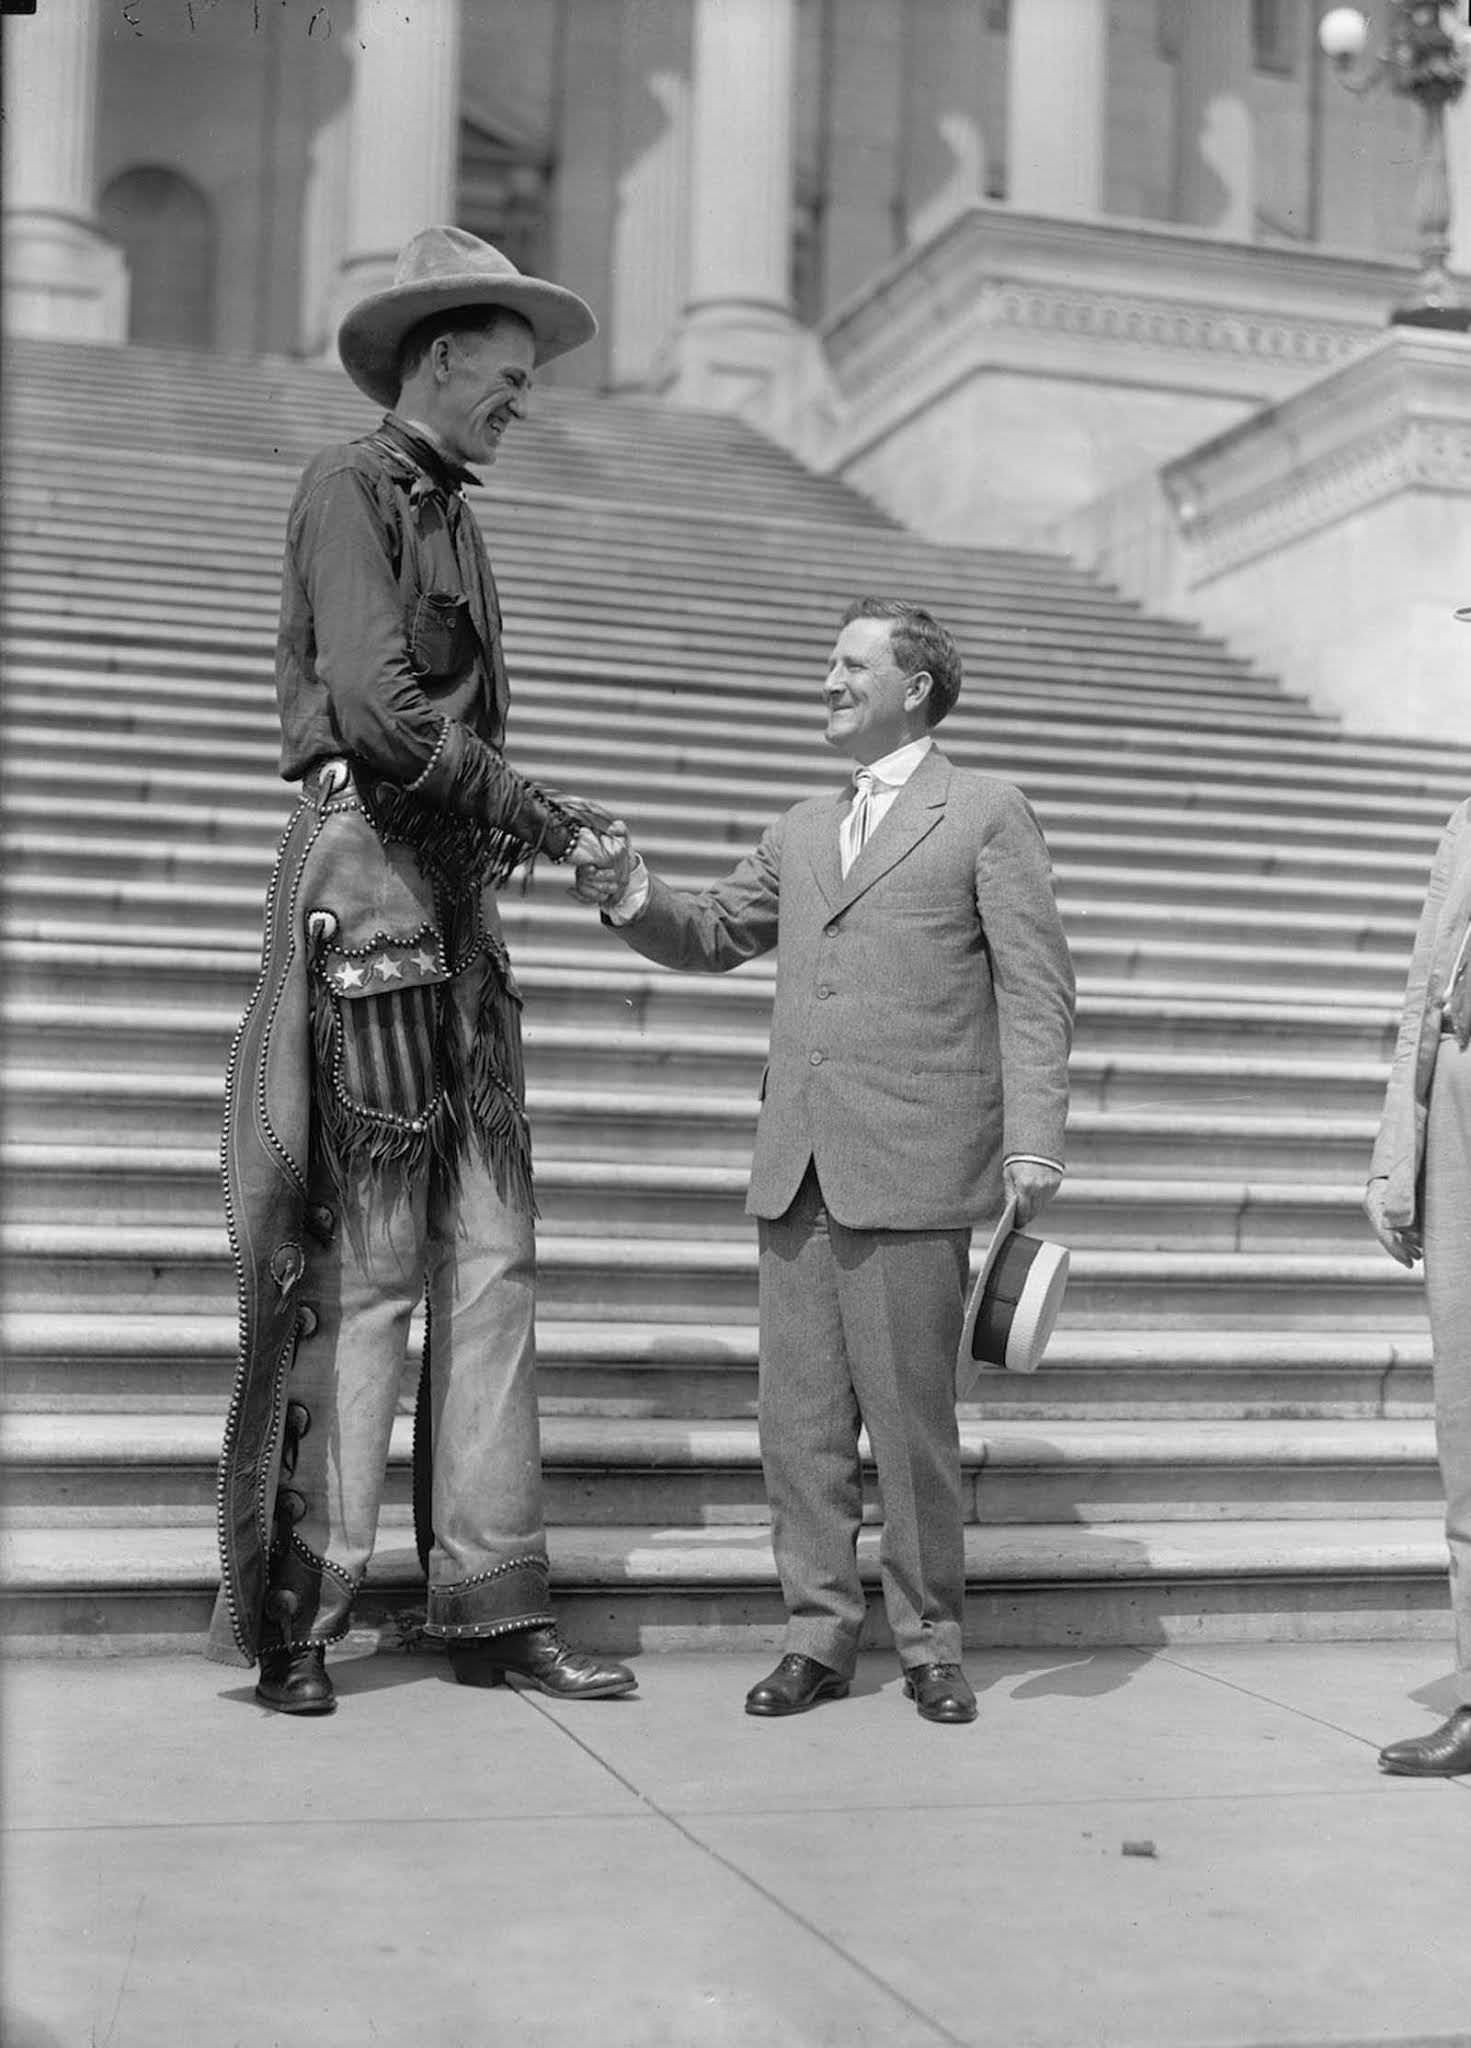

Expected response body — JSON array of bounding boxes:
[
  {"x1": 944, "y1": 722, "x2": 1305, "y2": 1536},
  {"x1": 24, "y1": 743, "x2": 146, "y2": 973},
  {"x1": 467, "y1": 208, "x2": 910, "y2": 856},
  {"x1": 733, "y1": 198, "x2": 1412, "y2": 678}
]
[{"x1": 564, "y1": 816, "x2": 637, "y2": 910}]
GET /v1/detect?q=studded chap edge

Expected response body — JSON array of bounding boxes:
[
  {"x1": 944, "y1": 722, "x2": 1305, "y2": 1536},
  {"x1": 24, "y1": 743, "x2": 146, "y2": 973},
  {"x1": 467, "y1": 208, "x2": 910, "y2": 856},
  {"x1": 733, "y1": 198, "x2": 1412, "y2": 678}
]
[{"x1": 214, "y1": 796, "x2": 342, "y2": 1660}]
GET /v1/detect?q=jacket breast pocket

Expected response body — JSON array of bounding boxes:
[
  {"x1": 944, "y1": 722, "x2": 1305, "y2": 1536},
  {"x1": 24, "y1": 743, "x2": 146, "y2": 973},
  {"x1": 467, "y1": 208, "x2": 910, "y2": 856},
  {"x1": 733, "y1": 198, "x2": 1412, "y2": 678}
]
[{"x1": 405, "y1": 591, "x2": 477, "y2": 679}]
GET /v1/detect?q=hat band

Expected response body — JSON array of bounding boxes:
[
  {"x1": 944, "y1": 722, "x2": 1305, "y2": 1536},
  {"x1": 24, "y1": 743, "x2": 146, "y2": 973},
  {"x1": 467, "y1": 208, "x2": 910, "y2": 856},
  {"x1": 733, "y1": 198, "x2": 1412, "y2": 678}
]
[{"x1": 970, "y1": 1233, "x2": 1043, "y2": 1362}]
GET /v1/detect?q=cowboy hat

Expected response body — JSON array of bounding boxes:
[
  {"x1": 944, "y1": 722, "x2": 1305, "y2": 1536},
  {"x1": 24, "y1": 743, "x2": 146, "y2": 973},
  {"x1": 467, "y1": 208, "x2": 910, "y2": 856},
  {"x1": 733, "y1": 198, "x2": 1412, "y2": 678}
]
[
  {"x1": 955, "y1": 1196, "x2": 1070, "y2": 1396},
  {"x1": 338, "y1": 226, "x2": 598, "y2": 408}
]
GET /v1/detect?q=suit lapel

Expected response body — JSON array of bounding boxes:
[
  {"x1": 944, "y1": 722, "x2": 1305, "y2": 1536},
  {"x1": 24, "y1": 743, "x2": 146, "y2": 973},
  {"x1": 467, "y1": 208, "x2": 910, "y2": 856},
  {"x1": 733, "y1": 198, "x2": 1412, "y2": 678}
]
[
  {"x1": 806, "y1": 788, "x2": 848, "y2": 909},
  {"x1": 832, "y1": 748, "x2": 951, "y2": 914}
]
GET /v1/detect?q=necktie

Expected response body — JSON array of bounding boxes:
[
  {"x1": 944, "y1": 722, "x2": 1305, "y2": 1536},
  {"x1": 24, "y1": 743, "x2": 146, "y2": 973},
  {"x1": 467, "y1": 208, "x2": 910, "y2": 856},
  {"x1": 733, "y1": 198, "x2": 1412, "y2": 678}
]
[{"x1": 843, "y1": 769, "x2": 877, "y2": 876}]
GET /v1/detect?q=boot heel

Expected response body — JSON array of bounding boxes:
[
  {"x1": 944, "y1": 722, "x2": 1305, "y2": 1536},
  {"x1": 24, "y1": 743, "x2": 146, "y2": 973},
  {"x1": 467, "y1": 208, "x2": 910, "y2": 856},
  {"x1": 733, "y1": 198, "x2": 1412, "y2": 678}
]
[{"x1": 448, "y1": 1646, "x2": 510, "y2": 1689}]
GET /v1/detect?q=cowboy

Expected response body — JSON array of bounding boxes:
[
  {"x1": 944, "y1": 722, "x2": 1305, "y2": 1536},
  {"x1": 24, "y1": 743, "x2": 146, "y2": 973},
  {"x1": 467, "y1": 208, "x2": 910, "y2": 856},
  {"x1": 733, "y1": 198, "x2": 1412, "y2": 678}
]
[{"x1": 209, "y1": 227, "x2": 636, "y2": 1715}]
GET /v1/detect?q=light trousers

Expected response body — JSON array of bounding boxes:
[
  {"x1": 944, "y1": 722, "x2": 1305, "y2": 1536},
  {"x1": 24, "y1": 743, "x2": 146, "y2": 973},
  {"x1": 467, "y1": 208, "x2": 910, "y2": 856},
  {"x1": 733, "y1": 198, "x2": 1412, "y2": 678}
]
[
  {"x1": 281, "y1": 1149, "x2": 551, "y2": 1642},
  {"x1": 1423, "y1": 1035, "x2": 1471, "y2": 1699},
  {"x1": 757, "y1": 1163, "x2": 972, "y2": 1674}
]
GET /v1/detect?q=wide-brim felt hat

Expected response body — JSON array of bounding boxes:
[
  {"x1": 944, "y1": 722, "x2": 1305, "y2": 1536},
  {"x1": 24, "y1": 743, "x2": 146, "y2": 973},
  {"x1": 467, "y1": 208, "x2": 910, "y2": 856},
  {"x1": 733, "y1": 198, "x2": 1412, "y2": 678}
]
[
  {"x1": 955, "y1": 1196, "x2": 1070, "y2": 1397},
  {"x1": 338, "y1": 225, "x2": 598, "y2": 409}
]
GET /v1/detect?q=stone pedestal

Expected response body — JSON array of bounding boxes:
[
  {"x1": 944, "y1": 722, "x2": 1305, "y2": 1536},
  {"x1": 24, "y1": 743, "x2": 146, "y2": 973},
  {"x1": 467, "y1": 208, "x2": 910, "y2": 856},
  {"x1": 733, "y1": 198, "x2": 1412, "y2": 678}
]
[
  {"x1": 664, "y1": 0, "x2": 802, "y2": 415},
  {"x1": 2, "y1": 0, "x2": 128, "y2": 340},
  {"x1": 329, "y1": 0, "x2": 462, "y2": 338},
  {"x1": 1006, "y1": 0, "x2": 1107, "y2": 217}
]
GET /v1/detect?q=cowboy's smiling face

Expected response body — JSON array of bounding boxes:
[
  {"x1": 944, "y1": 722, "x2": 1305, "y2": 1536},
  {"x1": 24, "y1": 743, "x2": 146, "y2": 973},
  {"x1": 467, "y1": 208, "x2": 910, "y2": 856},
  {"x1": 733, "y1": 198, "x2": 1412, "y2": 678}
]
[{"x1": 425, "y1": 314, "x2": 536, "y2": 469}]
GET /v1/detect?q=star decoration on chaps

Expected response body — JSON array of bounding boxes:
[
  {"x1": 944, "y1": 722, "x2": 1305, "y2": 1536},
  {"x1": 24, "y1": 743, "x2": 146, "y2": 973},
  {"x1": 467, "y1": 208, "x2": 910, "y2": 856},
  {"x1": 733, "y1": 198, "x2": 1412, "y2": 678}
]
[{"x1": 371, "y1": 954, "x2": 406, "y2": 982}]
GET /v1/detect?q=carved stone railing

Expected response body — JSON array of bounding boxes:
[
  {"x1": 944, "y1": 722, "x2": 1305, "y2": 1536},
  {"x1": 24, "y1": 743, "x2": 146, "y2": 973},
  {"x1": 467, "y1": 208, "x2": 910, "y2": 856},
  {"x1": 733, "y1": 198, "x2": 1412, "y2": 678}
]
[{"x1": 1053, "y1": 325, "x2": 1471, "y2": 741}]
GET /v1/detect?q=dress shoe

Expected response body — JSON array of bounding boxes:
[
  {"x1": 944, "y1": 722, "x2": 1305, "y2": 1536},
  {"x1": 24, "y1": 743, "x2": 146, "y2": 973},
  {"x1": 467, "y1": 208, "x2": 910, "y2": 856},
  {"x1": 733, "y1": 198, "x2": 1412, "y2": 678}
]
[
  {"x1": 1378, "y1": 1706, "x2": 1471, "y2": 1776},
  {"x1": 448, "y1": 1626, "x2": 637, "y2": 1700},
  {"x1": 744, "y1": 1653, "x2": 850, "y2": 1717},
  {"x1": 255, "y1": 1644, "x2": 336, "y2": 1715},
  {"x1": 903, "y1": 1662, "x2": 977, "y2": 1725}
]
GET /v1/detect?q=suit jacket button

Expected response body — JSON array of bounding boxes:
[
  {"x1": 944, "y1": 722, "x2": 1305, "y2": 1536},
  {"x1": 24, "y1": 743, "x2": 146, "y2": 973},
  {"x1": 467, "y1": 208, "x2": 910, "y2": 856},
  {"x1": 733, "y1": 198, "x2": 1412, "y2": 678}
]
[
  {"x1": 824, "y1": 923, "x2": 839, "y2": 937},
  {"x1": 810, "y1": 1051, "x2": 824, "y2": 1065},
  {"x1": 816, "y1": 985, "x2": 831, "y2": 1000}
]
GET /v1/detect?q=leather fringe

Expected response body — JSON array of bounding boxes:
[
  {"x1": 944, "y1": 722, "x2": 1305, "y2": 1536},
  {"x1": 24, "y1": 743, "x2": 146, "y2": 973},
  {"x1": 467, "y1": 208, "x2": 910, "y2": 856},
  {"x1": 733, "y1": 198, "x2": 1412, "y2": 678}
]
[
  {"x1": 309, "y1": 955, "x2": 534, "y2": 1220},
  {"x1": 360, "y1": 777, "x2": 553, "y2": 897}
]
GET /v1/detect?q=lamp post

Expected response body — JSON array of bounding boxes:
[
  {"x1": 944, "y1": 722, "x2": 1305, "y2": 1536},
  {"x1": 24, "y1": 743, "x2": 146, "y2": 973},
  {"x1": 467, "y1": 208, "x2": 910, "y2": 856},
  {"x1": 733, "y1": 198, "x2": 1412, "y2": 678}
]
[{"x1": 1320, "y1": 2, "x2": 1471, "y2": 329}]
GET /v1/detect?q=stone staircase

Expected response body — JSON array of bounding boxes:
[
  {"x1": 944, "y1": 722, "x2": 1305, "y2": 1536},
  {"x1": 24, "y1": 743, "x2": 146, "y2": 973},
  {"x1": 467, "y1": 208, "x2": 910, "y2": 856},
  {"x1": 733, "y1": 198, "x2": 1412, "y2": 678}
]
[{"x1": 1, "y1": 338, "x2": 1462, "y2": 1656}]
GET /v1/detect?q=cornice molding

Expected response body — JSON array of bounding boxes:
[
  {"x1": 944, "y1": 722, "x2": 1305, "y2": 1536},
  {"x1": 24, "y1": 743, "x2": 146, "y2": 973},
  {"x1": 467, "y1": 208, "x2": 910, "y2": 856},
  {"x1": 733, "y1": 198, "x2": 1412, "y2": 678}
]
[{"x1": 820, "y1": 204, "x2": 1415, "y2": 412}]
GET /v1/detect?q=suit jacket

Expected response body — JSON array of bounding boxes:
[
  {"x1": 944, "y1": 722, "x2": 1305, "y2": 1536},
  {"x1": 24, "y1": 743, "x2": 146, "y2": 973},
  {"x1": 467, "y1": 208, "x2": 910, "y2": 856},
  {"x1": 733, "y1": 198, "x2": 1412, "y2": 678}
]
[
  {"x1": 613, "y1": 747, "x2": 1075, "y2": 1230},
  {"x1": 1371, "y1": 797, "x2": 1471, "y2": 1229}
]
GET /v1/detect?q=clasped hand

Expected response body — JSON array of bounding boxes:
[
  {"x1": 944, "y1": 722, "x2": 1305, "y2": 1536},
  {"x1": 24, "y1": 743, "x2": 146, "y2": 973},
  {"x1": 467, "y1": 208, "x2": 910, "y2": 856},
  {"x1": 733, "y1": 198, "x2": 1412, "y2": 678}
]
[{"x1": 566, "y1": 820, "x2": 634, "y2": 907}]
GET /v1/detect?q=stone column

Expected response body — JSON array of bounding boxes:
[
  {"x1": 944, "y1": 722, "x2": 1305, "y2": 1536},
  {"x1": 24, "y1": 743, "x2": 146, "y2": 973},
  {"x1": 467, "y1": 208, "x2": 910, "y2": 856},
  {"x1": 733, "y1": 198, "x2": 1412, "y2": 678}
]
[
  {"x1": 904, "y1": 0, "x2": 988, "y2": 246},
  {"x1": 1174, "y1": 0, "x2": 1254, "y2": 240},
  {"x1": 664, "y1": 0, "x2": 800, "y2": 412},
  {"x1": 329, "y1": 0, "x2": 462, "y2": 333},
  {"x1": 1006, "y1": 0, "x2": 1107, "y2": 217},
  {"x1": 1447, "y1": 88, "x2": 1471, "y2": 277},
  {"x1": 2, "y1": 0, "x2": 128, "y2": 340}
]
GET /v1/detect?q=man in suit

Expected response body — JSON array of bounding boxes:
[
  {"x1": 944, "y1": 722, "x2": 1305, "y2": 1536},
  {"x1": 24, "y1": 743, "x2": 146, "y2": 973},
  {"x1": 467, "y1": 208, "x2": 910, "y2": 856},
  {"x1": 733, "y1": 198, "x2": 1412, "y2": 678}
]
[
  {"x1": 573, "y1": 598, "x2": 1075, "y2": 1722},
  {"x1": 1366, "y1": 795, "x2": 1471, "y2": 1774}
]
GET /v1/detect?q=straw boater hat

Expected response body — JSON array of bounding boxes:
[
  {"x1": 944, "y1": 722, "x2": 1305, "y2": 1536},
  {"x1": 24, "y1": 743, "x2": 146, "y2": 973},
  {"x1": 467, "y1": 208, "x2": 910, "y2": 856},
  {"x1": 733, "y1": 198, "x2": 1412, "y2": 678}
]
[
  {"x1": 955, "y1": 1196, "x2": 1070, "y2": 1397},
  {"x1": 337, "y1": 225, "x2": 598, "y2": 410}
]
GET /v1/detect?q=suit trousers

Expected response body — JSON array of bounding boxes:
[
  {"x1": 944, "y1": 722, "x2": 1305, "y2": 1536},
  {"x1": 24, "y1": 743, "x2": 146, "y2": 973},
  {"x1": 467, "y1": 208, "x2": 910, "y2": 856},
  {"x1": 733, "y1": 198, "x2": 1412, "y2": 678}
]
[
  {"x1": 1423, "y1": 1035, "x2": 1471, "y2": 1700},
  {"x1": 757, "y1": 1162, "x2": 971, "y2": 1674},
  {"x1": 279, "y1": 1148, "x2": 552, "y2": 1643}
]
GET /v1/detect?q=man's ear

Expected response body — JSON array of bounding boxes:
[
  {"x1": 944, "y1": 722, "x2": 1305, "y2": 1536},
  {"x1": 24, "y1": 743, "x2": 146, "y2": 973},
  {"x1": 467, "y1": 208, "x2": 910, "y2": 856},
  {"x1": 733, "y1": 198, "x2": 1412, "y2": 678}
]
[
  {"x1": 905, "y1": 671, "x2": 934, "y2": 715},
  {"x1": 430, "y1": 334, "x2": 455, "y2": 384}
]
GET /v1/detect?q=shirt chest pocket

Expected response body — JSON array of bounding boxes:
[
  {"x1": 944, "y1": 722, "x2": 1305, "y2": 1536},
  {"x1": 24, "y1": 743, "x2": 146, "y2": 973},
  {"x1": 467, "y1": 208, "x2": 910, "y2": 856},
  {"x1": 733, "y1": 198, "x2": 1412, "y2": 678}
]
[{"x1": 405, "y1": 591, "x2": 478, "y2": 680}]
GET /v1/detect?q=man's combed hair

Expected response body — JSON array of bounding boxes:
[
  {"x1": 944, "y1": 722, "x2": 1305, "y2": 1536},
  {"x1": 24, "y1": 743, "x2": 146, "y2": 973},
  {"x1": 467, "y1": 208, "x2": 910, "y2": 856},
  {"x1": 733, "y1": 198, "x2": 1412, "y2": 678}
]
[
  {"x1": 396, "y1": 303, "x2": 536, "y2": 392},
  {"x1": 841, "y1": 597, "x2": 962, "y2": 728}
]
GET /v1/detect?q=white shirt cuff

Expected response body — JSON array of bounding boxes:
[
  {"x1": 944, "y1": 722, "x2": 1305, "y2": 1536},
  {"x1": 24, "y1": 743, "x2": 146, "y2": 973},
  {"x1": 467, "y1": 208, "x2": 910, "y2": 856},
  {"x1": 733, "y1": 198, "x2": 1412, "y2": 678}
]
[
  {"x1": 1003, "y1": 1154, "x2": 1065, "y2": 1176},
  {"x1": 604, "y1": 855, "x2": 651, "y2": 925}
]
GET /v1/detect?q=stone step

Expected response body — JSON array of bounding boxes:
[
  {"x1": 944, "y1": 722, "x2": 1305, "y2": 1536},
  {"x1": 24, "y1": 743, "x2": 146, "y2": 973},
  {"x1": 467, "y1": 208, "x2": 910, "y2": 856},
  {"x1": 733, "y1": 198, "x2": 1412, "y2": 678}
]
[
  {"x1": 0, "y1": 1517, "x2": 1447, "y2": 1655},
  {"x1": 0, "y1": 792, "x2": 1444, "y2": 897},
  {"x1": 0, "y1": 1312, "x2": 1432, "y2": 1419},
  {"x1": 0, "y1": 473, "x2": 1123, "y2": 586},
  {"x1": 0, "y1": 1412, "x2": 1440, "y2": 1529},
  {"x1": 0, "y1": 890, "x2": 1418, "y2": 990},
  {"x1": 2, "y1": 750, "x2": 1449, "y2": 861},
  {"x1": 8, "y1": 551, "x2": 1234, "y2": 688},
  {"x1": 4, "y1": 406, "x2": 894, "y2": 526},
  {"x1": 4, "y1": 341, "x2": 1452, "y2": 1660},
  {"x1": 0, "y1": 1066, "x2": 1380, "y2": 1177},
  {"x1": 0, "y1": 575, "x2": 1284, "y2": 686},
  {"x1": 0, "y1": 979, "x2": 1399, "y2": 1065},
  {"x1": 0, "y1": 642, "x2": 1331, "y2": 753},
  {"x1": 0, "y1": 1222, "x2": 1426, "y2": 1330},
  {"x1": 0, "y1": 641, "x2": 1313, "y2": 743},
  {"x1": 0, "y1": 587, "x2": 1311, "y2": 722},
  {"x1": 4, "y1": 677, "x2": 1418, "y2": 797},
  {"x1": 0, "y1": 1142, "x2": 1381, "y2": 1252},
  {"x1": 0, "y1": 821, "x2": 1433, "y2": 929},
  {"x1": 1, "y1": 720, "x2": 1457, "y2": 849},
  {"x1": 0, "y1": 1003, "x2": 1395, "y2": 1115}
]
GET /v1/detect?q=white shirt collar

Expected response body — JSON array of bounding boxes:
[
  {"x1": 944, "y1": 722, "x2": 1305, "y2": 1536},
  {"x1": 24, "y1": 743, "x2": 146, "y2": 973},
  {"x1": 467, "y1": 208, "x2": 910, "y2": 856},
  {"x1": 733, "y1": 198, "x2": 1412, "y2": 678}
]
[{"x1": 855, "y1": 734, "x2": 934, "y2": 788}]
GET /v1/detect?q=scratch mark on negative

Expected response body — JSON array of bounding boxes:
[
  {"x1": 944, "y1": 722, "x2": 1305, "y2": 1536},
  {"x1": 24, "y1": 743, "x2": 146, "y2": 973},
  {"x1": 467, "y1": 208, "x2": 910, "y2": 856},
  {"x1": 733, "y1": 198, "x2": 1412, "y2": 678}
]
[{"x1": 95, "y1": 1892, "x2": 146, "y2": 2048}]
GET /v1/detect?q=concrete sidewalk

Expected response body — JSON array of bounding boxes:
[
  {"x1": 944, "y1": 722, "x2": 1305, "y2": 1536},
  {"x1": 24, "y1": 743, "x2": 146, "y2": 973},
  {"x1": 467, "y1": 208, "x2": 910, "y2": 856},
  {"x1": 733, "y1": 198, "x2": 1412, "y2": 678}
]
[{"x1": 3, "y1": 1639, "x2": 1469, "y2": 2048}]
